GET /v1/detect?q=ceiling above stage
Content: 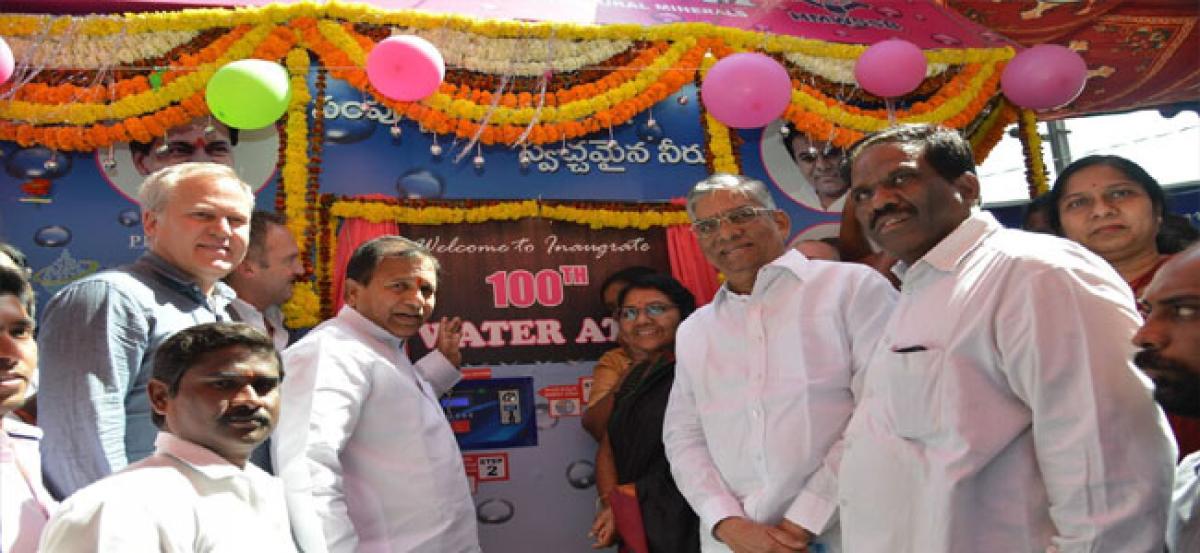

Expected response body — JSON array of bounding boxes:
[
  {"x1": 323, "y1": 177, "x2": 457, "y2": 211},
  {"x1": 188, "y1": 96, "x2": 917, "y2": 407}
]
[
  {"x1": 944, "y1": 0, "x2": 1199, "y2": 119},
  {"x1": 4, "y1": 0, "x2": 1197, "y2": 118}
]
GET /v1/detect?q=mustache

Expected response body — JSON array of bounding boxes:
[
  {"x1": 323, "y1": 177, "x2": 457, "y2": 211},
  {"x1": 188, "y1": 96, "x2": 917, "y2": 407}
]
[
  {"x1": 868, "y1": 204, "x2": 915, "y2": 231},
  {"x1": 219, "y1": 406, "x2": 271, "y2": 426},
  {"x1": 1134, "y1": 350, "x2": 1191, "y2": 374}
]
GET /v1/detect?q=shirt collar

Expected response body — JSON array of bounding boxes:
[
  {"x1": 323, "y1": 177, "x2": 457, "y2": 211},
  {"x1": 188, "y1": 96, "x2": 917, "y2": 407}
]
[
  {"x1": 228, "y1": 297, "x2": 282, "y2": 324},
  {"x1": 336, "y1": 304, "x2": 406, "y2": 351},
  {"x1": 1, "y1": 418, "x2": 42, "y2": 441},
  {"x1": 138, "y1": 252, "x2": 236, "y2": 304},
  {"x1": 712, "y1": 249, "x2": 807, "y2": 305},
  {"x1": 154, "y1": 431, "x2": 252, "y2": 481},
  {"x1": 893, "y1": 210, "x2": 1000, "y2": 280}
]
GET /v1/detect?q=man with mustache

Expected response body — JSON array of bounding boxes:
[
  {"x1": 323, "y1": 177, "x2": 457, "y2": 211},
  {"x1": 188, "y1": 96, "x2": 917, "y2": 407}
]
[
  {"x1": 37, "y1": 162, "x2": 254, "y2": 499},
  {"x1": 223, "y1": 211, "x2": 304, "y2": 473},
  {"x1": 664, "y1": 174, "x2": 897, "y2": 552},
  {"x1": 1132, "y1": 243, "x2": 1200, "y2": 552},
  {"x1": 39, "y1": 322, "x2": 296, "y2": 552},
  {"x1": 274, "y1": 236, "x2": 477, "y2": 553},
  {"x1": 836, "y1": 125, "x2": 1175, "y2": 552}
]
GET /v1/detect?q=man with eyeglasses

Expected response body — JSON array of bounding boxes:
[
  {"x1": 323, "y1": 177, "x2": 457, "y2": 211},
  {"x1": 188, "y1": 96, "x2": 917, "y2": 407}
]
[
  {"x1": 783, "y1": 129, "x2": 848, "y2": 212},
  {"x1": 663, "y1": 174, "x2": 897, "y2": 552}
]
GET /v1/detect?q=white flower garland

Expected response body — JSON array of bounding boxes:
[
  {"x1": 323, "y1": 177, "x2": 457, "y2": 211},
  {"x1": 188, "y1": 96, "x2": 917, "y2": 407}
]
[
  {"x1": 395, "y1": 27, "x2": 632, "y2": 76},
  {"x1": 7, "y1": 29, "x2": 199, "y2": 70},
  {"x1": 784, "y1": 52, "x2": 949, "y2": 85}
]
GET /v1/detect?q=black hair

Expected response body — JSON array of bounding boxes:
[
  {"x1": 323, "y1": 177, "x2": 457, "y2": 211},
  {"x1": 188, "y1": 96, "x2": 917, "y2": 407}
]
[
  {"x1": 245, "y1": 211, "x2": 287, "y2": 265},
  {"x1": 345, "y1": 235, "x2": 438, "y2": 287},
  {"x1": 1022, "y1": 193, "x2": 1056, "y2": 232},
  {"x1": 0, "y1": 266, "x2": 35, "y2": 318},
  {"x1": 151, "y1": 322, "x2": 280, "y2": 428},
  {"x1": 841, "y1": 124, "x2": 976, "y2": 185},
  {"x1": 599, "y1": 266, "x2": 657, "y2": 304},
  {"x1": 1159, "y1": 213, "x2": 1199, "y2": 255},
  {"x1": 1047, "y1": 155, "x2": 1167, "y2": 235},
  {"x1": 616, "y1": 273, "x2": 697, "y2": 321}
]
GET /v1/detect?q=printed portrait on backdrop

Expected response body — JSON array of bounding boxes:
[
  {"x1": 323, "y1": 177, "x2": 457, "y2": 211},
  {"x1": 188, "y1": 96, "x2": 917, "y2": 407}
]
[
  {"x1": 97, "y1": 116, "x2": 281, "y2": 204},
  {"x1": 760, "y1": 119, "x2": 850, "y2": 213}
]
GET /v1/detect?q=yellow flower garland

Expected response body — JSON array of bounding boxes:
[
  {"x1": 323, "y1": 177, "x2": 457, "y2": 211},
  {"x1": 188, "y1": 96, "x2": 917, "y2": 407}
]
[
  {"x1": 280, "y1": 46, "x2": 321, "y2": 328},
  {"x1": 0, "y1": 24, "x2": 276, "y2": 125},
  {"x1": 329, "y1": 199, "x2": 689, "y2": 229},
  {"x1": 789, "y1": 61, "x2": 999, "y2": 133},
  {"x1": 698, "y1": 54, "x2": 738, "y2": 175},
  {"x1": 1019, "y1": 108, "x2": 1049, "y2": 198}
]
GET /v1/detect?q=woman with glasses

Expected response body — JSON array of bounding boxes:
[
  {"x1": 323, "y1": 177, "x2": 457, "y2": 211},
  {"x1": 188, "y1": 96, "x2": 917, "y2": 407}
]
[{"x1": 590, "y1": 274, "x2": 699, "y2": 553}]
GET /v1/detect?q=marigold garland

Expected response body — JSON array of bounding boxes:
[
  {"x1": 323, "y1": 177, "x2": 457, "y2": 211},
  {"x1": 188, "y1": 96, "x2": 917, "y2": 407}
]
[
  {"x1": 280, "y1": 45, "x2": 320, "y2": 328},
  {"x1": 1018, "y1": 108, "x2": 1049, "y2": 199},
  {"x1": 968, "y1": 98, "x2": 1017, "y2": 163},
  {"x1": 698, "y1": 54, "x2": 738, "y2": 175},
  {"x1": 328, "y1": 198, "x2": 689, "y2": 228},
  {"x1": 0, "y1": 3, "x2": 1014, "y2": 151}
]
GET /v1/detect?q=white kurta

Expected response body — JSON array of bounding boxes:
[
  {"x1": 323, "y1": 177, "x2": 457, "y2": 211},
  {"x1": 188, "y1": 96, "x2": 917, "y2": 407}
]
[
  {"x1": 1169, "y1": 452, "x2": 1200, "y2": 552},
  {"x1": 39, "y1": 432, "x2": 295, "y2": 553},
  {"x1": 663, "y1": 250, "x2": 897, "y2": 552},
  {"x1": 839, "y1": 211, "x2": 1176, "y2": 553},
  {"x1": 274, "y1": 306, "x2": 479, "y2": 553},
  {"x1": 1, "y1": 419, "x2": 54, "y2": 553}
]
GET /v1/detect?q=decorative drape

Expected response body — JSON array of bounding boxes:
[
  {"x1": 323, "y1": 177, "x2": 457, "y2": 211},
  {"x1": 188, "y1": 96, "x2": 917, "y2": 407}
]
[
  {"x1": 666, "y1": 224, "x2": 720, "y2": 307},
  {"x1": 330, "y1": 195, "x2": 398, "y2": 314}
]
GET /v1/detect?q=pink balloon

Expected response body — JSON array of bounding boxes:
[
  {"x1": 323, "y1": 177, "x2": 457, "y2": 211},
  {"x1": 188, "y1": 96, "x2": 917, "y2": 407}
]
[
  {"x1": 854, "y1": 39, "x2": 927, "y2": 98},
  {"x1": 1001, "y1": 44, "x2": 1087, "y2": 110},
  {"x1": 0, "y1": 37, "x2": 14, "y2": 85},
  {"x1": 366, "y1": 35, "x2": 445, "y2": 101},
  {"x1": 700, "y1": 53, "x2": 792, "y2": 129}
]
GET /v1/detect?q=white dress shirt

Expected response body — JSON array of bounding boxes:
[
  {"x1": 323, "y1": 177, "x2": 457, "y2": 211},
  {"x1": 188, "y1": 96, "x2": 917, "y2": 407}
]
[
  {"x1": 1, "y1": 419, "x2": 55, "y2": 553},
  {"x1": 839, "y1": 211, "x2": 1176, "y2": 553},
  {"x1": 227, "y1": 297, "x2": 289, "y2": 352},
  {"x1": 39, "y1": 432, "x2": 295, "y2": 553},
  {"x1": 663, "y1": 250, "x2": 897, "y2": 552},
  {"x1": 1169, "y1": 452, "x2": 1200, "y2": 552},
  {"x1": 275, "y1": 306, "x2": 479, "y2": 553}
]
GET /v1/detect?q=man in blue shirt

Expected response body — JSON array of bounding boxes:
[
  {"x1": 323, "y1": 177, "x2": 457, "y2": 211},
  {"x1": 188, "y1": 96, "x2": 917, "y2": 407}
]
[{"x1": 37, "y1": 162, "x2": 254, "y2": 498}]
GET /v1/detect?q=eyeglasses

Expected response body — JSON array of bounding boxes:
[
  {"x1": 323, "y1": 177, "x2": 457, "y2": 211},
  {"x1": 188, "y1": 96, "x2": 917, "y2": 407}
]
[
  {"x1": 618, "y1": 302, "x2": 677, "y2": 321},
  {"x1": 796, "y1": 148, "x2": 844, "y2": 164},
  {"x1": 691, "y1": 205, "x2": 774, "y2": 236}
]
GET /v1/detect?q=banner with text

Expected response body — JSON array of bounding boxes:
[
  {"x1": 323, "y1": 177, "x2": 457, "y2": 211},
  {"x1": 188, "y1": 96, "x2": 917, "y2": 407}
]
[{"x1": 400, "y1": 215, "x2": 671, "y2": 365}]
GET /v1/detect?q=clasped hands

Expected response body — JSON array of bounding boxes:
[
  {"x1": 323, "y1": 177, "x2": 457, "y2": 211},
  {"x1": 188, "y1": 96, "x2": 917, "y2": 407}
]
[{"x1": 715, "y1": 516, "x2": 813, "y2": 553}]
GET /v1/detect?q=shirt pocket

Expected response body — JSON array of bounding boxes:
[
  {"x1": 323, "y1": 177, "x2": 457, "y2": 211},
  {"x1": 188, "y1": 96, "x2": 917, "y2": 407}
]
[{"x1": 884, "y1": 348, "x2": 945, "y2": 440}]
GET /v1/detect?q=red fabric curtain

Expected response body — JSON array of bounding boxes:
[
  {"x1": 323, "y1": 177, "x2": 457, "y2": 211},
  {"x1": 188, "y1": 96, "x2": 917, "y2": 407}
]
[
  {"x1": 330, "y1": 195, "x2": 400, "y2": 314},
  {"x1": 666, "y1": 224, "x2": 719, "y2": 307}
]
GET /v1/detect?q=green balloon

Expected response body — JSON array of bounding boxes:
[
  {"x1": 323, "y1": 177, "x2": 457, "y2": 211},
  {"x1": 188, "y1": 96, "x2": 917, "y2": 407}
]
[{"x1": 205, "y1": 59, "x2": 291, "y2": 130}]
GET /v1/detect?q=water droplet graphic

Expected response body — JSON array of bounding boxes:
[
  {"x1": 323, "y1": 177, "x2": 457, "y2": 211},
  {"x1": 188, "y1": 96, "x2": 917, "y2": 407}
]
[
  {"x1": 6, "y1": 146, "x2": 71, "y2": 179},
  {"x1": 476, "y1": 498, "x2": 515, "y2": 524},
  {"x1": 395, "y1": 169, "x2": 445, "y2": 199},
  {"x1": 117, "y1": 208, "x2": 141, "y2": 227},
  {"x1": 565, "y1": 460, "x2": 595, "y2": 489},
  {"x1": 34, "y1": 225, "x2": 72, "y2": 248},
  {"x1": 636, "y1": 121, "x2": 664, "y2": 143}
]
